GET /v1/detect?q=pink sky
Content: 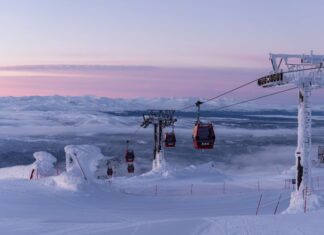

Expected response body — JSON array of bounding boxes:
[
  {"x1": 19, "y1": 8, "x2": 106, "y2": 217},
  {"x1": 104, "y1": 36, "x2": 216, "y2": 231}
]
[
  {"x1": 0, "y1": 64, "x2": 323, "y2": 105},
  {"x1": 0, "y1": 65, "x2": 268, "y2": 97}
]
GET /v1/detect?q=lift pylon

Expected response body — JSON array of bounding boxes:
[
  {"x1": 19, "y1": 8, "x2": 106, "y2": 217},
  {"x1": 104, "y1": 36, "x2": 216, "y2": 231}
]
[
  {"x1": 141, "y1": 110, "x2": 177, "y2": 171},
  {"x1": 258, "y1": 51, "x2": 324, "y2": 195}
]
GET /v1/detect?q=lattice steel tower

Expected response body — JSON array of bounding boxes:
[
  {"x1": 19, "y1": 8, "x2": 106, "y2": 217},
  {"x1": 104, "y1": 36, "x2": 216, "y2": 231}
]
[{"x1": 258, "y1": 51, "x2": 324, "y2": 194}]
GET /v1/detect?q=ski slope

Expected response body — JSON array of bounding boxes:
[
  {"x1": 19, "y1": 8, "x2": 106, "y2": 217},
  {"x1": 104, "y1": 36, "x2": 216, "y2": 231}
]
[{"x1": 1, "y1": 160, "x2": 324, "y2": 235}]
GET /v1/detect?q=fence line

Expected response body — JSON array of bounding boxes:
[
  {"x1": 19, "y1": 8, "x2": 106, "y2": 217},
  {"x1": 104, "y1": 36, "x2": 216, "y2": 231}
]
[{"x1": 120, "y1": 175, "x2": 324, "y2": 198}]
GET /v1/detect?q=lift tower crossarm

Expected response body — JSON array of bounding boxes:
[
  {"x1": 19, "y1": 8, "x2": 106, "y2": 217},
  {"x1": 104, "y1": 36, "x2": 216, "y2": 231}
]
[
  {"x1": 257, "y1": 52, "x2": 324, "y2": 198},
  {"x1": 270, "y1": 53, "x2": 324, "y2": 72},
  {"x1": 258, "y1": 53, "x2": 324, "y2": 88},
  {"x1": 141, "y1": 110, "x2": 177, "y2": 171}
]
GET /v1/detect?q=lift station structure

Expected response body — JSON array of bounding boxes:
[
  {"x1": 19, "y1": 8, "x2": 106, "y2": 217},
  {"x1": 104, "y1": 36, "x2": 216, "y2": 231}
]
[
  {"x1": 258, "y1": 52, "x2": 324, "y2": 195},
  {"x1": 141, "y1": 110, "x2": 177, "y2": 170}
]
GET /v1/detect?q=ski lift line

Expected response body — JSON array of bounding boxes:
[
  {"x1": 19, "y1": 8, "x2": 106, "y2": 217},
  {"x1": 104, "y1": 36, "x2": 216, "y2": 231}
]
[
  {"x1": 176, "y1": 78, "x2": 263, "y2": 111},
  {"x1": 177, "y1": 66, "x2": 322, "y2": 112},
  {"x1": 133, "y1": 125, "x2": 142, "y2": 135},
  {"x1": 202, "y1": 79, "x2": 260, "y2": 104},
  {"x1": 125, "y1": 125, "x2": 143, "y2": 144},
  {"x1": 214, "y1": 87, "x2": 298, "y2": 111}
]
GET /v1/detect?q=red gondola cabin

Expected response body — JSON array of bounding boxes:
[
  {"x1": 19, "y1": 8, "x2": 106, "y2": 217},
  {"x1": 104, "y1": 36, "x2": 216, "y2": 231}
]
[
  {"x1": 127, "y1": 164, "x2": 135, "y2": 173},
  {"x1": 164, "y1": 132, "x2": 176, "y2": 147},
  {"x1": 107, "y1": 167, "x2": 113, "y2": 177},
  {"x1": 192, "y1": 122, "x2": 215, "y2": 149},
  {"x1": 125, "y1": 150, "x2": 135, "y2": 163}
]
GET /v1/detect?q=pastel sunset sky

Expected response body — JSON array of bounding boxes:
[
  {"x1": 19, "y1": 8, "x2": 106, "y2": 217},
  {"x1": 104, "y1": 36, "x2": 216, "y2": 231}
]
[{"x1": 0, "y1": 0, "x2": 323, "y2": 104}]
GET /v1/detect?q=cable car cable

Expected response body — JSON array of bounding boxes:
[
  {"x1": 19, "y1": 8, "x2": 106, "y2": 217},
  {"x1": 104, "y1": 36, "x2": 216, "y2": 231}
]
[
  {"x1": 213, "y1": 86, "x2": 298, "y2": 111},
  {"x1": 177, "y1": 66, "x2": 322, "y2": 112},
  {"x1": 202, "y1": 78, "x2": 260, "y2": 105},
  {"x1": 176, "y1": 78, "x2": 262, "y2": 112}
]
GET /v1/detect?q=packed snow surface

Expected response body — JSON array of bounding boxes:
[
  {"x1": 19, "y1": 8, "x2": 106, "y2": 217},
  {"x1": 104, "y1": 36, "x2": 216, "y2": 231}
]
[{"x1": 1, "y1": 156, "x2": 324, "y2": 234}]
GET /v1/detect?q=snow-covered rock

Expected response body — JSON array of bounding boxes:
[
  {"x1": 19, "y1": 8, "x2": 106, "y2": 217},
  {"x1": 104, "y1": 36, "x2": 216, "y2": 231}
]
[
  {"x1": 64, "y1": 145, "x2": 108, "y2": 181},
  {"x1": 32, "y1": 151, "x2": 57, "y2": 177}
]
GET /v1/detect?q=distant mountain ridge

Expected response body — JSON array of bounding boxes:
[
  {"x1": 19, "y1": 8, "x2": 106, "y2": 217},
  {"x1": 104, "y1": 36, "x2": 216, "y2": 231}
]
[{"x1": 0, "y1": 95, "x2": 320, "y2": 112}]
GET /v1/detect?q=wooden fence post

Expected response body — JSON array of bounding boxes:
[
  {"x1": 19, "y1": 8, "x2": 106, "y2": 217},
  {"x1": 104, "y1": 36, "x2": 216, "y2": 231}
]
[
  {"x1": 256, "y1": 194, "x2": 263, "y2": 215},
  {"x1": 274, "y1": 193, "x2": 282, "y2": 215}
]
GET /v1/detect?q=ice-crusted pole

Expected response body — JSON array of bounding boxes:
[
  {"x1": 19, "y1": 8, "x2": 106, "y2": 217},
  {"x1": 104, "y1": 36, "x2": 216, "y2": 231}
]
[{"x1": 296, "y1": 83, "x2": 312, "y2": 194}]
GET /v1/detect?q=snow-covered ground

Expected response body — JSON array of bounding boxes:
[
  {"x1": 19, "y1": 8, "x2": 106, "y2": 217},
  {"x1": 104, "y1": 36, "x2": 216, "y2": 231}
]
[{"x1": 1, "y1": 154, "x2": 324, "y2": 235}]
